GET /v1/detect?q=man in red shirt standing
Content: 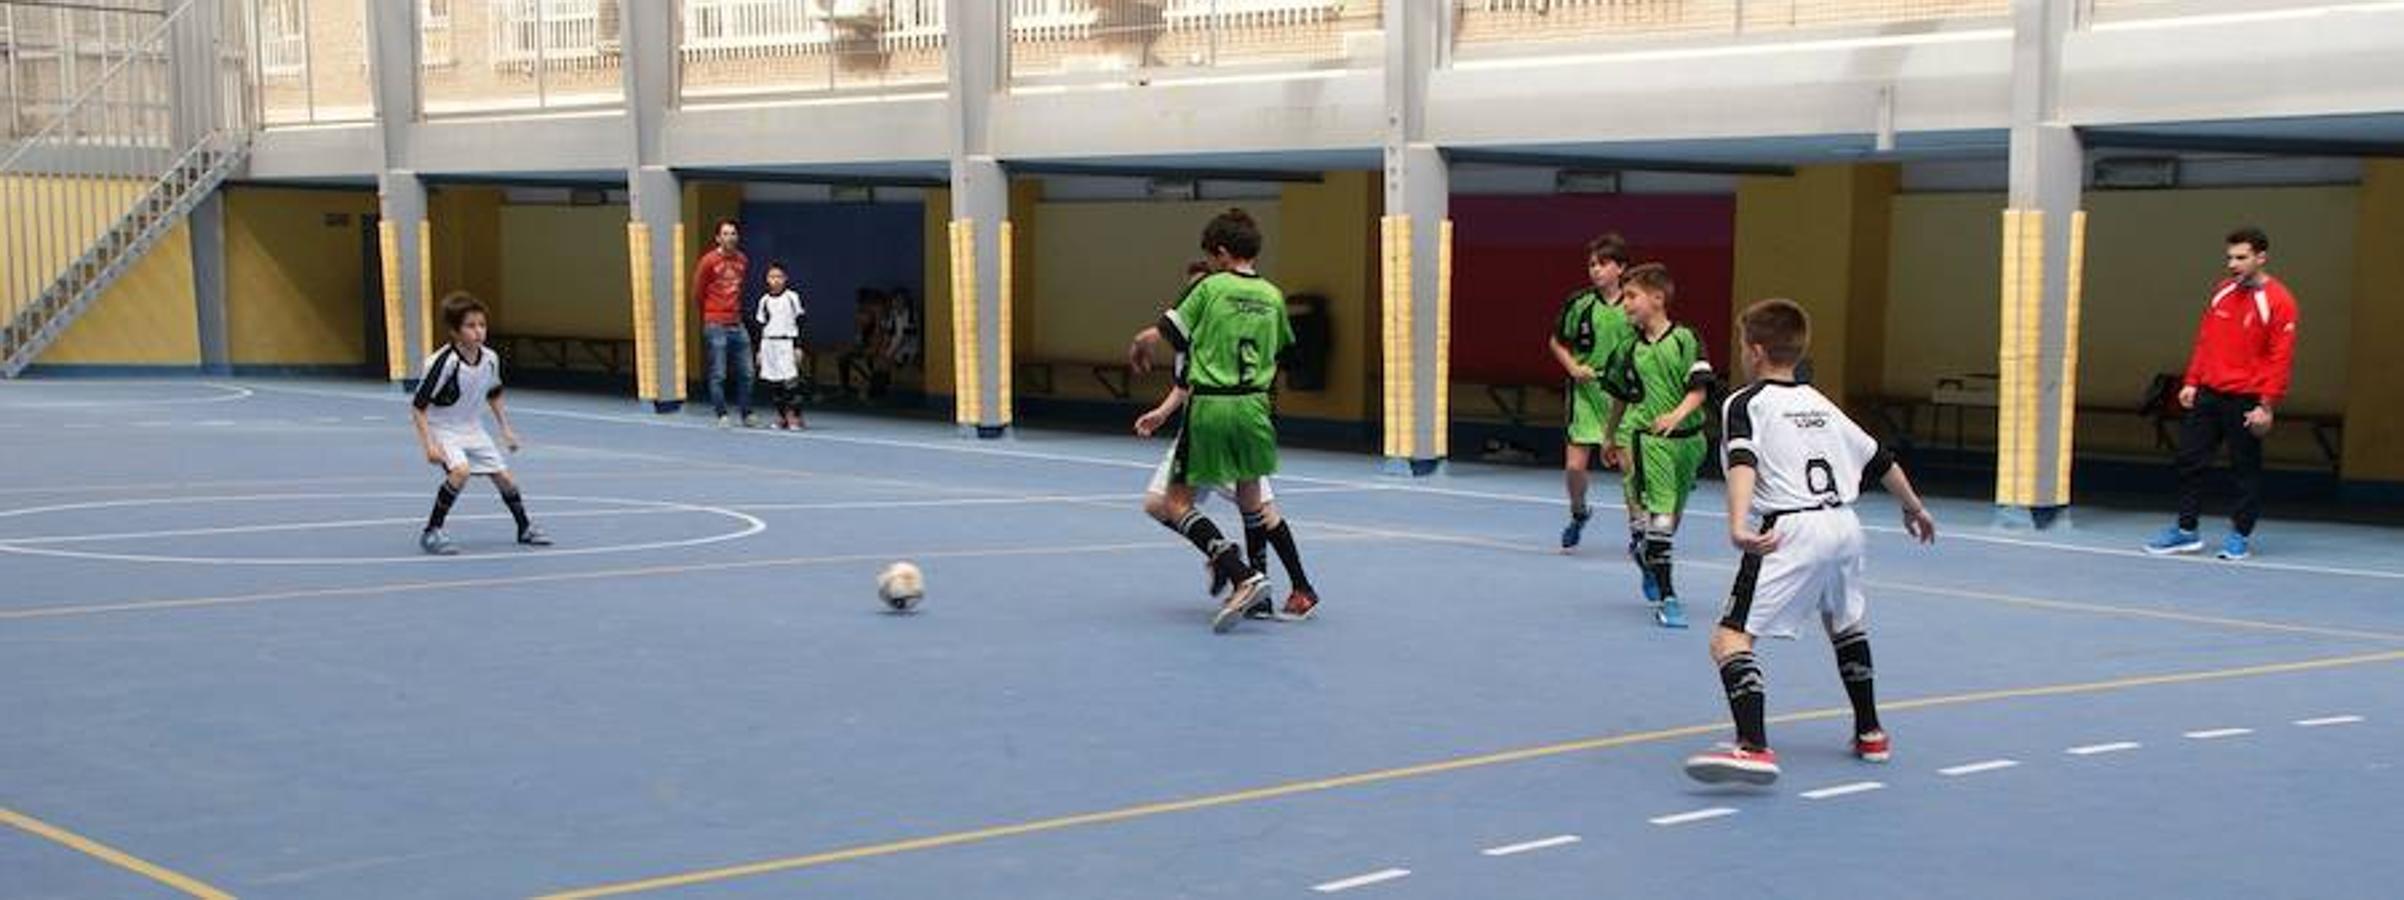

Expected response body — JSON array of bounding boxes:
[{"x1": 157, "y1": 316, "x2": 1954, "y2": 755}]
[
  {"x1": 2145, "y1": 227, "x2": 2298, "y2": 561},
  {"x1": 693, "y1": 218, "x2": 756, "y2": 427}
]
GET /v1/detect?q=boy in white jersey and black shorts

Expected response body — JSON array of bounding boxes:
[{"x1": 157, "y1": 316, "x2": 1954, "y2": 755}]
[
  {"x1": 412, "y1": 291, "x2": 550, "y2": 555},
  {"x1": 1684, "y1": 298, "x2": 1935, "y2": 785}
]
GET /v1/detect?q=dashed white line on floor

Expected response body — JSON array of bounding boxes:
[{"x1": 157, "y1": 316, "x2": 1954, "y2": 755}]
[
  {"x1": 1481, "y1": 835, "x2": 1580, "y2": 857},
  {"x1": 2066, "y1": 742, "x2": 2143, "y2": 756},
  {"x1": 2295, "y1": 715, "x2": 2364, "y2": 728},
  {"x1": 1799, "y1": 781, "x2": 1885, "y2": 800},
  {"x1": 1939, "y1": 759, "x2": 2021, "y2": 776},
  {"x1": 2184, "y1": 728, "x2": 2254, "y2": 740},
  {"x1": 1649, "y1": 808, "x2": 1737, "y2": 826},
  {"x1": 1312, "y1": 868, "x2": 1410, "y2": 893}
]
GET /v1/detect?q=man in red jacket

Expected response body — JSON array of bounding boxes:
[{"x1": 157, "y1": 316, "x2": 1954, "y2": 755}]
[
  {"x1": 2145, "y1": 227, "x2": 2298, "y2": 561},
  {"x1": 693, "y1": 218, "x2": 756, "y2": 428}
]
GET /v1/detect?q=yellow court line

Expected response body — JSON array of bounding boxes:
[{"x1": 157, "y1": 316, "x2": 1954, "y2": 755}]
[
  {"x1": 536, "y1": 647, "x2": 2404, "y2": 899},
  {"x1": 0, "y1": 806, "x2": 235, "y2": 899}
]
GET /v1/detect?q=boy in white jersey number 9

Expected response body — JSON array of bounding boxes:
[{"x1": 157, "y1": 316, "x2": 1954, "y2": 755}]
[{"x1": 1683, "y1": 299, "x2": 1936, "y2": 786}]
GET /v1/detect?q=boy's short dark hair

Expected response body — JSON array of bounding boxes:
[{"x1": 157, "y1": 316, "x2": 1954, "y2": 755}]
[
  {"x1": 1201, "y1": 208, "x2": 1263, "y2": 261},
  {"x1": 440, "y1": 291, "x2": 487, "y2": 333},
  {"x1": 714, "y1": 217, "x2": 740, "y2": 235},
  {"x1": 765, "y1": 260, "x2": 788, "y2": 277},
  {"x1": 1740, "y1": 298, "x2": 1811, "y2": 366},
  {"x1": 2226, "y1": 226, "x2": 2269, "y2": 254},
  {"x1": 1586, "y1": 232, "x2": 1630, "y2": 267},
  {"x1": 1622, "y1": 262, "x2": 1674, "y2": 302}
]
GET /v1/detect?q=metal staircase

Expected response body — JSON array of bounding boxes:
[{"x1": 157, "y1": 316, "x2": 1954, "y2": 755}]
[{"x1": 1, "y1": 0, "x2": 252, "y2": 377}]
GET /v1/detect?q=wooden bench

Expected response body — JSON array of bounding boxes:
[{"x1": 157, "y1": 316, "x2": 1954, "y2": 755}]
[
  {"x1": 492, "y1": 334, "x2": 636, "y2": 375},
  {"x1": 1016, "y1": 358, "x2": 1145, "y2": 401}
]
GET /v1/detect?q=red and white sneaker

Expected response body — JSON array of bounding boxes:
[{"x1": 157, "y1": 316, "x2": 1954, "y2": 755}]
[
  {"x1": 1281, "y1": 587, "x2": 1320, "y2": 620},
  {"x1": 1682, "y1": 744, "x2": 1781, "y2": 786},
  {"x1": 1852, "y1": 730, "x2": 1891, "y2": 763}
]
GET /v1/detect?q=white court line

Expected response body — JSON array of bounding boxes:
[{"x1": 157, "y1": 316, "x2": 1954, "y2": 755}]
[
  {"x1": 1938, "y1": 759, "x2": 2020, "y2": 776},
  {"x1": 1312, "y1": 869, "x2": 1410, "y2": 893},
  {"x1": 0, "y1": 381, "x2": 252, "y2": 407},
  {"x1": 2295, "y1": 715, "x2": 2364, "y2": 727},
  {"x1": 1799, "y1": 781, "x2": 1885, "y2": 800},
  {"x1": 239, "y1": 383, "x2": 2404, "y2": 583},
  {"x1": 0, "y1": 532, "x2": 1386, "y2": 621},
  {"x1": 1649, "y1": 808, "x2": 1737, "y2": 826},
  {"x1": 2066, "y1": 742, "x2": 2143, "y2": 756},
  {"x1": 1302, "y1": 518, "x2": 2404, "y2": 645},
  {"x1": 2184, "y1": 728, "x2": 2254, "y2": 740},
  {"x1": 0, "y1": 493, "x2": 763, "y2": 566},
  {"x1": 1481, "y1": 835, "x2": 1580, "y2": 857},
  {"x1": 0, "y1": 505, "x2": 688, "y2": 545},
  {"x1": 193, "y1": 420, "x2": 235, "y2": 427}
]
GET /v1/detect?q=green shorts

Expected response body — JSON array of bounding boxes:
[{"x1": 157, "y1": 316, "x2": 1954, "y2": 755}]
[
  {"x1": 1564, "y1": 380, "x2": 1611, "y2": 446},
  {"x1": 1622, "y1": 430, "x2": 1707, "y2": 516},
  {"x1": 1173, "y1": 392, "x2": 1279, "y2": 488}
]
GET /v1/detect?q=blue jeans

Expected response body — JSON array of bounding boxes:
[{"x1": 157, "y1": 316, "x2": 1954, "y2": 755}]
[{"x1": 704, "y1": 323, "x2": 754, "y2": 416}]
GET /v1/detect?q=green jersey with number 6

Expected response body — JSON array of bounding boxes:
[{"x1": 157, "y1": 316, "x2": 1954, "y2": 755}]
[{"x1": 1158, "y1": 270, "x2": 1293, "y2": 486}]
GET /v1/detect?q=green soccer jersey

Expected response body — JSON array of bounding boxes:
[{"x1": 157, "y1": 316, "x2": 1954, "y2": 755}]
[
  {"x1": 1164, "y1": 271, "x2": 1292, "y2": 392},
  {"x1": 1615, "y1": 323, "x2": 1714, "y2": 440},
  {"x1": 1554, "y1": 288, "x2": 1633, "y2": 371}
]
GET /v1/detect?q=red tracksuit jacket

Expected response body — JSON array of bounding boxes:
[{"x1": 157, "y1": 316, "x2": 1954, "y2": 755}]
[{"x1": 2183, "y1": 275, "x2": 2299, "y2": 409}]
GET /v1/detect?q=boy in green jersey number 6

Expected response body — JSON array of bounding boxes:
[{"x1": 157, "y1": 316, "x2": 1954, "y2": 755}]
[
  {"x1": 1604, "y1": 263, "x2": 1714, "y2": 629},
  {"x1": 1129, "y1": 209, "x2": 1301, "y2": 634}
]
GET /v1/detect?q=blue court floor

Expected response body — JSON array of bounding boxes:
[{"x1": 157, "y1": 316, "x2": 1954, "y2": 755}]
[{"x1": 2, "y1": 378, "x2": 2398, "y2": 899}]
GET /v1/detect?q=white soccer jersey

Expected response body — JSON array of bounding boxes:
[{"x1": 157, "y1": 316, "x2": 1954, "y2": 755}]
[
  {"x1": 1720, "y1": 379, "x2": 1884, "y2": 518},
  {"x1": 412, "y1": 344, "x2": 502, "y2": 435}
]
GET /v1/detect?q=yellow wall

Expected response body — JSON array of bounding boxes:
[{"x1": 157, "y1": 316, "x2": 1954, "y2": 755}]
[
  {"x1": 3, "y1": 174, "x2": 201, "y2": 366},
  {"x1": 430, "y1": 186, "x2": 505, "y2": 349},
  {"x1": 222, "y1": 187, "x2": 380, "y2": 366},
  {"x1": 40, "y1": 221, "x2": 201, "y2": 365},
  {"x1": 1731, "y1": 165, "x2": 1897, "y2": 408},
  {"x1": 1886, "y1": 186, "x2": 2357, "y2": 462},
  {"x1": 1027, "y1": 199, "x2": 1286, "y2": 365},
  {"x1": 496, "y1": 204, "x2": 635, "y2": 339},
  {"x1": 923, "y1": 187, "x2": 955, "y2": 400},
  {"x1": 2345, "y1": 162, "x2": 2404, "y2": 483},
  {"x1": 1276, "y1": 171, "x2": 1377, "y2": 422},
  {"x1": 0, "y1": 175, "x2": 145, "y2": 324}
]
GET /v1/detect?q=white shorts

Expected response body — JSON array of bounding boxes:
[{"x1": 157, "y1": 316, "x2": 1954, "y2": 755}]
[
  {"x1": 1720, "y1": 507, "x2": 1867, "y2": 639},
  {"x1": 436, "y1": 428, "x2": 507, "y2": 475},
  {"x1": 1144, "y1": 439, "x2": 1274, "y2": 506}
]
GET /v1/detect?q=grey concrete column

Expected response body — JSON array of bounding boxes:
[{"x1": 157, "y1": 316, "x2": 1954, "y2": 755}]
[
  {"x1": 189, "y1": 191, "x2": 229, "y2": 375},
  {"x1": 630, "y1": 165, "x2": 685, "y2": 412},
  {"x1": 377, "y1": 170, "x2": 430, "y2": 385},
  {"x1": 1380, "y1": 0, "x2": 1447, "y2": 475},
  {"x1": 1997, "y1": 0, "x2": 2085, "y2": 528},
  {"x1": 365, "y1": 0, "x2": 428, "y2": 387},
  {"x1": 947, "y1": 0, "x2": 1009, "y2": 438},
  {"x1": 622, "y1": 0, "x2": 681, "y2": 412}
]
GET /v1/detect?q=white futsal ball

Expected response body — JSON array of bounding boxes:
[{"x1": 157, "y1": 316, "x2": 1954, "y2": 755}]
[{"x1": 878, "y1": 562, "x2": 925, "y2": 612}]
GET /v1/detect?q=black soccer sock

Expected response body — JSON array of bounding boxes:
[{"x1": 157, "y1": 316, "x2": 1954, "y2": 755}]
[
  {"x1": 426, "y1": 482, "x2": 461, "y2": 531},
  {"x1": 498, "y1": 485, "x2": 531, "y2": 532},
  {"x1": 1173, "y1": 509, "x2": 1252, "y2": 585},
  {"x1": 1718, "y1": 651, "x2": 1768, "y2": 751},
  {"x1": 1243, "y1": 509, "x2": 1271, "y2": 575},
  {"x1": 1833, "y1": 628, "x2": 1881, "y2": 734},
  {"x1": 1644, "y1": 536, "x2": 1677, "y2": 599},
  {"x1": 1265, "y1": 519, "x2": 1313, "y2": 593}
]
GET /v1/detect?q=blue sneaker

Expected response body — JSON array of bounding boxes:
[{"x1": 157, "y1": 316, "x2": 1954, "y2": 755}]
[
  {"x1": 1655, "y1": 596, "x2": 1689, "y2": 629},
  {"x1": 1630, "y1": 534, "x2": 1663, "y2": 605},
  {"x1": 2143, "y1": 526, "x2": 2203, "y2": 556},
  {"x1": 1560, "y1": 512, "x2": 1591, "y2": 551},
  {"x1": 2217, "y1": 532, "x2": 2252, "y2": 561}
]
